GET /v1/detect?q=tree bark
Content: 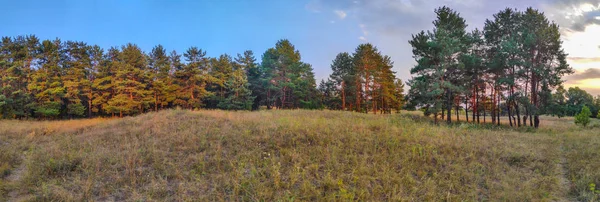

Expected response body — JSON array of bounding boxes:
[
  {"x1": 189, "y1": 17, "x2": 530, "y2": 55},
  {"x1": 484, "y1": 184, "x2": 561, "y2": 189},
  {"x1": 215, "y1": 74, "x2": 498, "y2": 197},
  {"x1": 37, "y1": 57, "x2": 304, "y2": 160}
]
[
  {"x1": 507, "y1": 100, "x2": 513, "y2": 127},
  {"x1": 476, "y1": 87, "x2": 480, "y2": 124},
  {"x1": 341, "y1": 81, "x2": 346, "y2": 110},
  {"x1": 446, "y1": 89, "x2": 452, "y2": 124},
  {"x1": 497, "y1": 90, "x2": 501, "y2": 126},
  {"x1": 465, "y1": 97, "x2": 469, "y2": 122}
]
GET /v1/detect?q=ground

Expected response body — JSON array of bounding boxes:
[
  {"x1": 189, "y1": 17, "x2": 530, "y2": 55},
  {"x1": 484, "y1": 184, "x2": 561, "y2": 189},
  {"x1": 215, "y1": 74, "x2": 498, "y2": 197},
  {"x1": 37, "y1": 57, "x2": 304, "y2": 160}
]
[{"x1": 0, "y1": 109, "x2": 599, "y2": 201}]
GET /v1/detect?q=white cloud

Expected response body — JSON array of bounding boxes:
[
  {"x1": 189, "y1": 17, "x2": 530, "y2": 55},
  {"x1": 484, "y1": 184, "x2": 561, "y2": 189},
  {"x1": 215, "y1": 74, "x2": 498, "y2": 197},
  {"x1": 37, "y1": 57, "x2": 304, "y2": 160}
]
[
  {"x1": 359, "y1": 24, "x2": 369, "y2": 36},
  {"x1": 305, "y1": 0, "x2": 321, "y2": 13},
  {"x1": 334, "y1": 10, "x2": 347, "y2": 19},
  {"x1": 359, "y1": 36, "x2": 367, "y2": 41}
]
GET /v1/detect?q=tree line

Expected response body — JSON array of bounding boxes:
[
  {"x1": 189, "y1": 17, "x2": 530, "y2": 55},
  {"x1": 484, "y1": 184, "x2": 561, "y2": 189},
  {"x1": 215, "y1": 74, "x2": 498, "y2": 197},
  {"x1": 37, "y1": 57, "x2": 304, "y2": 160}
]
[
  {"x1": 0, "y1": 38, "x2": 324, "y2": 119},
  {"x1": 318, "y1": 44, "x2": 405, "y2": 114},
  {"x1": 406, "y1": 7, "x2": 574, "y2": 128},
  {"x1": 2, "y1": 6, "x2": 597, "y2": 127},
  {"x1": 551, "y1": 86, "x2": 600, "y2": 119}
]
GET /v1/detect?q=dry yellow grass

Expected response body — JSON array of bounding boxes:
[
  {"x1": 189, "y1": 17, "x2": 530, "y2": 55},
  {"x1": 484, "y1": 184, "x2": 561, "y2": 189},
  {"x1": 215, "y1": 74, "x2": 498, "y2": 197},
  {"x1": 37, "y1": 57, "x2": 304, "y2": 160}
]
[{"x1": 0, "y1": 109, "x2": 599, "y2": 201}]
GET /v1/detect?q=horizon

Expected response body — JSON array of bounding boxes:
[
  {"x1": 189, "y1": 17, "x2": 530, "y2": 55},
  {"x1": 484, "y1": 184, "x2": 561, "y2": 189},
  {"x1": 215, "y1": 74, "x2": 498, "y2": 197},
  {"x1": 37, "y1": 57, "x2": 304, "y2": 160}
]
[{"x1": 2, "y1": 0, "x2": 600, "y2": 96}]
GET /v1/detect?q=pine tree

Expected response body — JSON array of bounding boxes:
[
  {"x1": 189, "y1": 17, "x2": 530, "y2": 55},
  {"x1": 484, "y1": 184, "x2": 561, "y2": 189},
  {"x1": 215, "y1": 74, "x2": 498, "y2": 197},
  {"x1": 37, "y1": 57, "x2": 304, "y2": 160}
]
[
  {"x1": 28, "y1": 39, "x2": 65, "y2": 119},
  {"x1": 217, "y1": 68, "x2": 255, "y2": 110},
  {"x1": 235, "y1": 50, "x2": 260, "y2": 110},
  {"x1": 107, "y1": 43, "x2": 150, "y2": 117},
  {"x1": 148, "y1": 45, "x2": 173, "y2": 111},
  {"x1": 93, "y1": 47, "x2": 117, "y2": 116},
  {"x1": 86, "y1": 45, "x2": 103, "y2": 117},
  {"x1": 575, "y1": 105, "x2": 592, "y2": 127},
  {"x1": 408, "y1": 6, "x2": 468, "y2": 123},
  {"x1": 393, "y1": 79, "x2": 405, "y2": 113},
  {"x1": 260, "y1": 39, "x2": 319, "y2": 109},
  {"x1": 177, "y1": 47, "x2": 212, "y2": 109},
  {"x1": 329, "y1": 52, "x2": 354, "y2": 111},
  {"x1": 318, "y1": 79, "x2": 340, "y2": 110},
  {"x1": 63, "y1": 41, "x2": 90, "y2": 117},
  {"x1": 208, "y1": 54, "x2": 234, "y2": 108},
  {"x1": 521, "y1": 8, "x2": 573, "y2": 127}
]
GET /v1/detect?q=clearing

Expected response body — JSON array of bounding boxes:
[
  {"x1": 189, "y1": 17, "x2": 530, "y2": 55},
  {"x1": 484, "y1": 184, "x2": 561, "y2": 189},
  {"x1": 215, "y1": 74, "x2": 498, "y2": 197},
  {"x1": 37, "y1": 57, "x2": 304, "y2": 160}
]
[{"x1": 0, "y1": 110, "x2": 599, "y2": 201}]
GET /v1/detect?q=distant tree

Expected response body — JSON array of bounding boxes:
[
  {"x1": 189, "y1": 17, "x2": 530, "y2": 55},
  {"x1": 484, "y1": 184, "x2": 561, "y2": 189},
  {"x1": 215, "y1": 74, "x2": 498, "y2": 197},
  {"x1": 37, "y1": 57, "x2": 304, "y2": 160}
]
[
  {"x1": 318, "y1": 79, "x2": 340, "y2": 110},
  {"x1": 566, "y1": 87, "x2": 595, "y2": 117},
  {"x1": 548, "y1": 86, "x2": 567, "y2": 118},
  {"x1": 393, "y1": 79, "x2": 405, "y2": 113},
  {"x1": 575, "y1": 105, "x2": 592, "y2": 127}
]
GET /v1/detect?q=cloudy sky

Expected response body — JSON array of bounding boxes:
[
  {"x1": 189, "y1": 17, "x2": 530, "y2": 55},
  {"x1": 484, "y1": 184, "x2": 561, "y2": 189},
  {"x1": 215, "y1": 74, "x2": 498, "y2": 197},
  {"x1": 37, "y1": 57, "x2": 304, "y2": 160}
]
[{"x1": 2, "y1": 0, "x2": 600, "y2": 95}]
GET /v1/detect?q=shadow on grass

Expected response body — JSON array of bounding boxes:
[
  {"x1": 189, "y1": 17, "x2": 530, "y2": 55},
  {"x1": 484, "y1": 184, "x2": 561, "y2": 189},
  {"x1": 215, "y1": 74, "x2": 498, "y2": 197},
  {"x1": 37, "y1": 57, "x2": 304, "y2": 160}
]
[{"x1": 397, "y1": 112, "x2": 540, "y2": 133}]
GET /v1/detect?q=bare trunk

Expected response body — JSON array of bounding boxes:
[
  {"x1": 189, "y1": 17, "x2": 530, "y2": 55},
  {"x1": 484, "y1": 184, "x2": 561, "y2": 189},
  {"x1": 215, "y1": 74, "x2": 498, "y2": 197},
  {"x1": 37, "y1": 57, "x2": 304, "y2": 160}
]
[
  {"x1": 497, "y1": 90, "x2": 501, "y2": 126},
  {"x1": 465, "y1": 97, "x2": 469, "y2": 122},
  {"x1": 446, "y1": 89, "x2": 451, "y2": 124},
  {"x1": 341, "y1": 81, "x2": 346, "y2": 110},
  {"x1": 507, "y1": 101, "x2": 513, "y2": 127},
  {"x1": 491, "y1": 85, "x2": 496, "y2": 124},
  {"x1": 476, "y1": 86, "x2": 480, "y2": 124}
]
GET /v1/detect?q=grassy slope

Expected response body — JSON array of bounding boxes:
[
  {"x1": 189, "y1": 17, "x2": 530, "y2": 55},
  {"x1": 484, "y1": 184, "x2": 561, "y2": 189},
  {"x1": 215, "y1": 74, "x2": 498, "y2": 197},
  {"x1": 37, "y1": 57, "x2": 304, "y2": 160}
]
[{"x1": 0, "y1": 110, "x2": 598, "y2": 201}]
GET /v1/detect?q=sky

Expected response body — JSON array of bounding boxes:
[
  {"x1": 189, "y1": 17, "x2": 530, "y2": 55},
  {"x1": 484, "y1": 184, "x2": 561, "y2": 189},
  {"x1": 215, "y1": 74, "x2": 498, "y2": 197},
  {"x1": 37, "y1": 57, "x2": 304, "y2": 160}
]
[{"x1": 2, "y1": 0, "x2": 600, "y2": 96}]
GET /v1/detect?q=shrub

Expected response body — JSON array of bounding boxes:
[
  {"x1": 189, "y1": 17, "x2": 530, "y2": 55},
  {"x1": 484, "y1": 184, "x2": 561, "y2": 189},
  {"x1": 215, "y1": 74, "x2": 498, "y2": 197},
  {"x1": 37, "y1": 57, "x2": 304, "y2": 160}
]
[{"x1": 575, "y1": 105, "x2": 592, "y2": 127}]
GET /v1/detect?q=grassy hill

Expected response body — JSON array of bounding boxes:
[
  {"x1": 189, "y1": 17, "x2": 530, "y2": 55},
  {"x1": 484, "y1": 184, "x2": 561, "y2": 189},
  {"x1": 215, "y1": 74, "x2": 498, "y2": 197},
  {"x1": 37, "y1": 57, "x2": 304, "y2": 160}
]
[{"x1": 1, "y1": 110, "x2": 599, "y2": 201}]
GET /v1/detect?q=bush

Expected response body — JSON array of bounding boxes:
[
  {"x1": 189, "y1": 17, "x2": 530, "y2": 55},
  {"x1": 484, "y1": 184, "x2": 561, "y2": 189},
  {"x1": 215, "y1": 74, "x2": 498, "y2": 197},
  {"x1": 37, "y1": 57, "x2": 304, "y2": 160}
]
[{"x1": 575, "y1": 105, "x2": 592, "y2": 127}]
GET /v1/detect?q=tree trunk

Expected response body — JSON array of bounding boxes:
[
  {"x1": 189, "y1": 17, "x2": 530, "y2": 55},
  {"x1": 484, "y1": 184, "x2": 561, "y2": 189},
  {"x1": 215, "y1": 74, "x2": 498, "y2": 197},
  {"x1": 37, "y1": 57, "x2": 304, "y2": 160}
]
[
  {"x1": 497, "y1": 90, "x2": 501, "y2": 126},
  {"x1": 472, "y1": 87, "x2": 476, "y2": 123},
  {"x1": 341, "y1": 81, "x2": 346, "y2": 110},
  {"x1": 491, "y1": 85, "x2": 496, "y2": 124},
  {"x1": 456, "y1": 103, "x2": 459, "y2": 122},
  {"x1": 507, "y1": 100, "x2": 513, "y2": 127},
  {"x1": 442, "y1": 105, "x2": 445, "y2": 120},
  {"x1": 372, "y1": 89, "x2": 376, "y2": 114},
  {"x1": 446, "y1": 90, "x2": 452, "y2": 124},
  {"x1": 483, "y1": 102, "x2": 486, "y2": 123},
  {"x1": 356, "y1": 76, "x2": 361, "y2": 113},
  {"x1": 465, "y1": 98, "x2": 469, "y2": 122},
  {"x1": 514, "y1": 93, "x2": 521, "y2": 127},
  {"x1": 476, "y1": 87, "x2": 480, "y2": 124},
  {"x1": 365, "y1": 71, "x2": 370, "y2": 114}
]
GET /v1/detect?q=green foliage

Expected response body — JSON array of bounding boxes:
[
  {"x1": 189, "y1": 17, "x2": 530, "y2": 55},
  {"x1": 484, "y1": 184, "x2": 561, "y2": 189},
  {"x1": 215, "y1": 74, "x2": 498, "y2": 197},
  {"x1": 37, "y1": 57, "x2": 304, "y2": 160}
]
[
  {"x1": 217, "y1": 69, "x2": 255, "y2": 110},
  {"x1": 259, "y1": 40, "x2": 319, "y2": 109},
  {"x1": 575, "y1": 105, "x2": 592, "y2": 127},
  {"x1": 408, "y1": 6, "x2": 467, "y2": 122},
  {"x1": 0, "y1": 6, "x2": 582, "y2": 121}
]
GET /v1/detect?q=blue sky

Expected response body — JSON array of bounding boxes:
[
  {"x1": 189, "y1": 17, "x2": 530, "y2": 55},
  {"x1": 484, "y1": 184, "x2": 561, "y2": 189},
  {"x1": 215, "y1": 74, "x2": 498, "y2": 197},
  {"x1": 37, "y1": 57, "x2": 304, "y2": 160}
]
[
  {"x1": 1, "y1": 0, "x2": 363, "y2": 82},
  {"x1": 2, "y1": 0, "x2": 600, "y2": 95}
]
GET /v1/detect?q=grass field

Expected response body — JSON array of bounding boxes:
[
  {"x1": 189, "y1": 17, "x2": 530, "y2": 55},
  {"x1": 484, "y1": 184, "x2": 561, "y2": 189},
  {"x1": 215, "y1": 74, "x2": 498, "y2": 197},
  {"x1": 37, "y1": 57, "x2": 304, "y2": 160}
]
[{"x1": 0, "y1": 109, "x2": 599, "y2": 201}]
